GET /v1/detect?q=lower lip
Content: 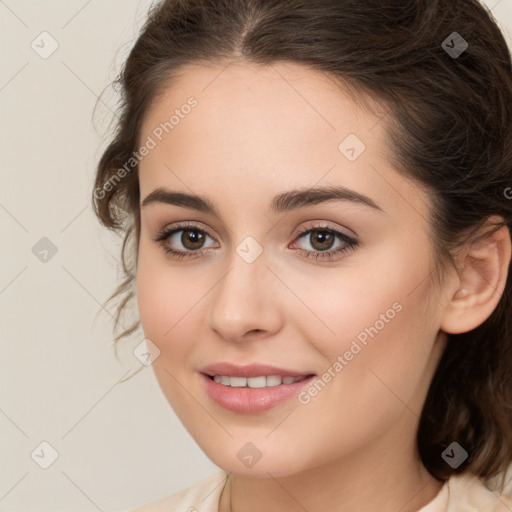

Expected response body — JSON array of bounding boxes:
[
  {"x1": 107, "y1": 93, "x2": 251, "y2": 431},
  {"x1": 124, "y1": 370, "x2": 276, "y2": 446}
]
[{"x1": 201, "y1": 373, "x2": 316, "y2": 413}]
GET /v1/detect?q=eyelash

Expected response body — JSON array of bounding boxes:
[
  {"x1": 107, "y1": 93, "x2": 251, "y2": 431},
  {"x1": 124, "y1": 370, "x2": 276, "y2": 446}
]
[{"x1": 153, "y1": 221, "x2": 359, "y2": 262}]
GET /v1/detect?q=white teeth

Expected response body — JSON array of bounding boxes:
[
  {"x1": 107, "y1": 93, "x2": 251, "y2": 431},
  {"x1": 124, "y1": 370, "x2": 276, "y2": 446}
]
[
  {"x1": 229, "y1": 377, "x2": 247, "y2": 387},
  {"x1": 266, "y1": 375, "x2": 282, "y2": 387},
  {"x1": 212, "y1": 375, "x2": 308, "y2": 387},
  {"x1": 247, "y1": 376, "x2": 266, "y2": 388}
]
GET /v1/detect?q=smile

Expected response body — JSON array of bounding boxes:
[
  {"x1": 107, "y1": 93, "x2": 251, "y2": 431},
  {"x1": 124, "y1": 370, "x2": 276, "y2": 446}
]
[{"x1": 201, "y1": 373, "x2": 316, "y2": 413}]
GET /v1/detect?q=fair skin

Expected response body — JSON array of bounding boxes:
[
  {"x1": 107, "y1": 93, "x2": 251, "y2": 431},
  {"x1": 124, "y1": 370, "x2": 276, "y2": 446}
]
[{"x1": 135, "y1": 61, "x2": 511, "y2": 512}]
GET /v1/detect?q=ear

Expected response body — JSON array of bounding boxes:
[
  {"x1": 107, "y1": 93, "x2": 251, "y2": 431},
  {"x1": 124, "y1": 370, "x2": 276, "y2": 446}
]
[{"x1": 440, "y1": 216, "x2": 511, "y2": 335}]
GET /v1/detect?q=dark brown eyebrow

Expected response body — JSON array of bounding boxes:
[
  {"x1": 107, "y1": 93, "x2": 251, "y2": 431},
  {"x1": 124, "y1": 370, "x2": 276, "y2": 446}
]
[{"x1": 141, "y1": 185, "x2": 385, "y2": 216}]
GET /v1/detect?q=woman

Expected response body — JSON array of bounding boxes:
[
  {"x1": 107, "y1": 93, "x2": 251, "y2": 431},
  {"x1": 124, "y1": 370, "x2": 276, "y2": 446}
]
[{"x1": 93, "y1": 0, "x2": 512, "y2": 510}]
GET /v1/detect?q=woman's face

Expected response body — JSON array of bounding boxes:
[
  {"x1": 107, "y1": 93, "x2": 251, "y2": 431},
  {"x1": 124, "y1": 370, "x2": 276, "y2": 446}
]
[{"x1": 136, "y1": 61, "x2": 453, "y2": 476}]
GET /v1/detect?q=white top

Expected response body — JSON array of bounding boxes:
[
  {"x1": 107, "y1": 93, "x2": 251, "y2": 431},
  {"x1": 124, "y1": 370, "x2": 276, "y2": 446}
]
[{"x1": 128, "y1": 466, "x2": 512, "y2": 512}]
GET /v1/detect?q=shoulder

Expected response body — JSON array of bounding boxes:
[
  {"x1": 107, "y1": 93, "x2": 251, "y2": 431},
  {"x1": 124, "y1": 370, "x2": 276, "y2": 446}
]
[
  {"x1": 127, "y1": 470, "x2": 228, "y2": 512},
  {"x1": 421, "y1": 464, "x2": 512, "y2": 511}
]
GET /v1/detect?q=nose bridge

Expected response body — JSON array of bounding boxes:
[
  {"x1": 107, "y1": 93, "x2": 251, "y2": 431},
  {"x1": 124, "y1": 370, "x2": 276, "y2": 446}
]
[{"x1": 208, "y1": 240, "x2": 282, "y2": 342}]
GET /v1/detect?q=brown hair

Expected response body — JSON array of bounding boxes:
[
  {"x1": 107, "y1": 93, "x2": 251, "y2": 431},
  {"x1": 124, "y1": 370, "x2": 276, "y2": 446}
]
[{"x1": 92, "y1": 0, "x2": 512, "y2": 486}]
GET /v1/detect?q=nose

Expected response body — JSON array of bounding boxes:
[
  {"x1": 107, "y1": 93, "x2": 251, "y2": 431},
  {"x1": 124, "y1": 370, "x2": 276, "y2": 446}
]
[{"x1": 207, "y1": 250, "x2": 283, "y2": 343}]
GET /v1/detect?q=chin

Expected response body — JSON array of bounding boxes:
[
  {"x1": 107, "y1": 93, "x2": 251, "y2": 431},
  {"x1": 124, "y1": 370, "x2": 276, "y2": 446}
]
[{"x1": 200, "y1": 441, "x2": 316, "y2": 478}]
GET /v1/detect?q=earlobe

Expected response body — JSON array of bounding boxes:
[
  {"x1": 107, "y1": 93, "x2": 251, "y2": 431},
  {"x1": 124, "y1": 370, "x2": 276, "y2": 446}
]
[{"x1": 440, "y1": 217, "x2": 511, "y2": 335}]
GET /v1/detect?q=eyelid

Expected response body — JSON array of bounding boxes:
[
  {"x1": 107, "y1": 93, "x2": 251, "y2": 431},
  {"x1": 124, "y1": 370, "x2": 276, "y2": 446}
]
[
  {"x1": 292, "y1": 219, "x2": 356, "y2": 238},
  {"x1": 158, "y1": 220, "x2": 215, "y2": 238}
]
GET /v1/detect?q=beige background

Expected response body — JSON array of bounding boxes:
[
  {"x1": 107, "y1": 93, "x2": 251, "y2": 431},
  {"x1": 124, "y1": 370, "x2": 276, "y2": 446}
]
[{"x1": 1, "y1": 1, "x2": 511, "y2": 511}]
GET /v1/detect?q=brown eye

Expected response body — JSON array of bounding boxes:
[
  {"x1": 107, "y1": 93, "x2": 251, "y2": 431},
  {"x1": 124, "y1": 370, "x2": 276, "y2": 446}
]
[
  {"x1": 307, "y1": 230, "x2": 336, "y2": 251},
  {"x1": 291, "y1": 224, "x2": 359, "y2": 262},
  {"x1": 180, "y1": 229, "x2": 206, "y2": 250},
  {"x1": 154, "y1": 223, "x2": 217, "y2": 258}
]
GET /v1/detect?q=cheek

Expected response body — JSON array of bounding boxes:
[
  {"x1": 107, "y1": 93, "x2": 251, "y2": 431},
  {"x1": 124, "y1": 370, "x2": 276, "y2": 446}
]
[
  {"x1": 136, "y1": 264, "x2": 175, "y2": 340},
  {"x1": 136, "y1": 242, "x2": 197, "y2": 339},
  {"x1": 135, "y1": 251, "x2": 203, "y2": 413},
  {"x1": 135, "y1": 244, "x2": 217, "y2": 393},
  {"x1": 291, "y1": 245, "x2": 439, "y2": 410},
  {"x1": 136, "y1": 246, "x2": 195, "y2": 369}
]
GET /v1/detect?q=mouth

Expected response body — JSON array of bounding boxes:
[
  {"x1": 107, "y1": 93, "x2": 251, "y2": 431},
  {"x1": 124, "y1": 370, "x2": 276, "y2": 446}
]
[{"x1": 199, "y1": 363, "x2": 317, "y2": 413}]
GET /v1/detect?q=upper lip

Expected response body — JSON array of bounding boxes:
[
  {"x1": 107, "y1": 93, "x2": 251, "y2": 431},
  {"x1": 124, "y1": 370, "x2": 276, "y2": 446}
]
[{"x1": 200, "y1": 362, "x2": 315, "y2": 378}]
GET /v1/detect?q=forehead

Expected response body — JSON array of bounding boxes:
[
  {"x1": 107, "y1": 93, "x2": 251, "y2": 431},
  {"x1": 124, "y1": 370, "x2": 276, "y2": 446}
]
[
  {"x1": 140, "y1": 60, "x2": 383, "y2": 152},
  {"x1": 138, "y1": 61, "x2": 430, "y2": 222}
]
